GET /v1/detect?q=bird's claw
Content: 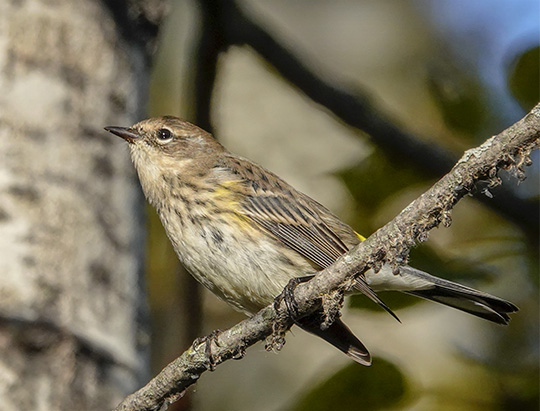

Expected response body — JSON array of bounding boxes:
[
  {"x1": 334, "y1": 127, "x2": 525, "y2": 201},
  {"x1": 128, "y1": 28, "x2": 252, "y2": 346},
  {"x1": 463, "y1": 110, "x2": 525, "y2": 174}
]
[
  {"x1": 267, "y1": 276, "x2": 315, "y2": 353},
  {"x1": 273, "y1": 275, "x2": 315, "y2": 322},
  {"x1": 193, "y1": 329, "x2": 222, "y2": 371}
]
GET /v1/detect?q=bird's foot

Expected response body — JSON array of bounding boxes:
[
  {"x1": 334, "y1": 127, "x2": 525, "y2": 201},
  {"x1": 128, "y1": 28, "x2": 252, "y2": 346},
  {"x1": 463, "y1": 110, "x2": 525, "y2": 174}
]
[
  {"x1": 267, "y1": 276, "x2": 315, "y2": 353},
  {"x1": 273, "y1": 275, "x2": 315, "y2": 321},
  {"x1": 193, "y1": 329, "x2": 222, "y2": 371}
]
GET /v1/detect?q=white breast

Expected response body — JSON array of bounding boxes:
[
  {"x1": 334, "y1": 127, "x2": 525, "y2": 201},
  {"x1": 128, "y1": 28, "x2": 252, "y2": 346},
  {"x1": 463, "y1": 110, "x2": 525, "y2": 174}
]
[{"x1": 159, "y1": 203, "x2": 314, "y2": 314}]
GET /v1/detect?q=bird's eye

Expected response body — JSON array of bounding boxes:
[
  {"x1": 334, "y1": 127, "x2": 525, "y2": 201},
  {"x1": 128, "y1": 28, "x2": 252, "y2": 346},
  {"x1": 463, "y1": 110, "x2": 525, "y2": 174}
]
[{"x1": 157, "y1": 128, "x2": 173, "y2": 142}]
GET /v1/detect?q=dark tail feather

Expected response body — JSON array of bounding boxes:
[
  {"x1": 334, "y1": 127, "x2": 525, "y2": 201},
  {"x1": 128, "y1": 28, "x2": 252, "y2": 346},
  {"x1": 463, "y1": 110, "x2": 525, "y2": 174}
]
[
  {"x1": 405, "y1": 287, "x2": 517, "y2": 325},
  {"x1": 401, "y1": 267, "x2": 519, "y2": 325},
  {"x1": 297, "y1": 314, "x2": 371, "y2": 366},
  {"x1": 355, "y1": 277, "x2": 401, "y2": 323}
]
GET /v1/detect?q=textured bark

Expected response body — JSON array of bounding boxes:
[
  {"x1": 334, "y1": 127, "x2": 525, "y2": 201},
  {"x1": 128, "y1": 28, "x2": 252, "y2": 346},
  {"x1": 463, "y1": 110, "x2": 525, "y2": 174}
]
[
  {"x1": 114, "y1": 104, "x2": 539, "y2": 411},
  {"x1": 0, "y1": 0, "x2": 163, "y2": 409}
]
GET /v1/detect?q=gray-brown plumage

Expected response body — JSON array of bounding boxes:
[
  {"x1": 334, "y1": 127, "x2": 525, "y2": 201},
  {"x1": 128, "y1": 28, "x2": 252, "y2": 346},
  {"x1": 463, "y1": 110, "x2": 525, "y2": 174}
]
[{"x1": 105, "y1": 116, "x2": 518, "y2": 365}]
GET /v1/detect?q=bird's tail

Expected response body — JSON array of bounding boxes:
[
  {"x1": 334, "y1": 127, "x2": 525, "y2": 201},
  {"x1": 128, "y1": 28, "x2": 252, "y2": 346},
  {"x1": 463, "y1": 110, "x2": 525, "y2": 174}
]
[
  {"x1": 399, "y1": 266, "x2": 518, "y2": 325},
  {"x1": 296, "y1": 311, "x2": 371, "y2": 366}
]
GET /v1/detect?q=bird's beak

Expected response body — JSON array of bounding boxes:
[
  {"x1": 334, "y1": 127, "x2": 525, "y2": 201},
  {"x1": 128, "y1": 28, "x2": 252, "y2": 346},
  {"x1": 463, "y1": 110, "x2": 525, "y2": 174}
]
[{"x1": 104, "y1": 126, "x2": 141, "y2": 143}]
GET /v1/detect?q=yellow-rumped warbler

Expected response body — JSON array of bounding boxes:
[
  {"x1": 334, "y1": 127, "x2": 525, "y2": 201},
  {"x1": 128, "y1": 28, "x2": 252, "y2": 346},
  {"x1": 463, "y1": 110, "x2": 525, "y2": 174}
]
[{"x1": 106, "y1": 116, "x2": 517, "y2": 365}]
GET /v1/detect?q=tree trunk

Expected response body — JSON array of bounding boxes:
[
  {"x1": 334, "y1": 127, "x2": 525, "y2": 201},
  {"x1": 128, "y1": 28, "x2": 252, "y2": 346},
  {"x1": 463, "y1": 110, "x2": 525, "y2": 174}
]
[{"x1": 0, "y1": 0, "x2": 163, "y2": 409}]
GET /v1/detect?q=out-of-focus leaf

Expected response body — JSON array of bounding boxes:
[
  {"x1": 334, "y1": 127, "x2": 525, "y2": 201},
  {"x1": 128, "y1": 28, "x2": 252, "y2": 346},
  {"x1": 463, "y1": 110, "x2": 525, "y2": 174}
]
[
  {"x1": 408, "y1": 244, "x2": 492, "y2": 282},
  {"x1": 291, "y1": 358, "x2": 408, "y2": 411},
  {"x1": 338, "y1": 150, "x2": 427, "y2": 211},
  {"x1": 427, "y1": 60, "x2": 487, "y2": 137},
  {"x1": 462, "y1": 358, "x2": 540, "y2": 410},
  {"x1": 146, "y1": 204, "x2": 180, "y2": 310},
  {"x1": 507, "y1": 46, "x2": 540, "y2": 112},
  {"x1": 337, "y1": 150, "x2": 429, "y2": 235},
  {"x1": 349, "y1": 245, "x2": 493, "y2": 312},
  {"x1": 349, "y1": 290, "x2": 419, "y2": 312},
  {"x1": 498, "y1": 367, "x2": 540, "y2": 411},
  {"x1": 526, "y1": 241, "x2": 539, "y2": 288}
]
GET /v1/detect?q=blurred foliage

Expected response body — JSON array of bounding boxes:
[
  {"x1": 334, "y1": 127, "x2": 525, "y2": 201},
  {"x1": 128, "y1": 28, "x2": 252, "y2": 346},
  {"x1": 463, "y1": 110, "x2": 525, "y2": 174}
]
[
  {"x1": 497, "y1": 366, "x2": 540, "y2": 410},
  {"x1": 291, "y1": 358, "x2": 408, "y2": 411},
  {"x1": 526, "y1": 242, "x2": 539, "y2": 288},
  {"x1": 145, "y1": 204, "x2": 186, "y2": 372},
  {"x1": 507, "y1": 46, "x2": 540, "y2": 112},
  {"x1": 337, "y1": 149, "x2": 430, "y2": 236},
  {"x1": 146, "y1": 204, "x2": 179, "y2": 311},
  {"x1": 427, "y1": 61, "x2": 488, "y2": 137},
  {"x1": 349, "y1": 287, "x2": 419, "y2": 313},
  {"x1": 457, "y1": 232, "x2": 539, "y2": 288}
]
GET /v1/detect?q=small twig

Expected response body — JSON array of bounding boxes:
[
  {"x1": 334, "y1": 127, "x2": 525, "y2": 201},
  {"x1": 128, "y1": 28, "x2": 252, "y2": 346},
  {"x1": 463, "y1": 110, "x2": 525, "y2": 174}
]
[{"x1": 113, "y1": 105, "x2": 539, "y2": 411}]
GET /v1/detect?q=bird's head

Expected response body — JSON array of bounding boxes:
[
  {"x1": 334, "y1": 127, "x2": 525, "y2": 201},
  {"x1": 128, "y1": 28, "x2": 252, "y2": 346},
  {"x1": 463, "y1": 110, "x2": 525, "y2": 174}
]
[
  {"x1": 106, "y1": 116, "x2": 222, "y2": 160},
  {"x1": 105, "y1": 116, "x2": 223, "y2": 203}
]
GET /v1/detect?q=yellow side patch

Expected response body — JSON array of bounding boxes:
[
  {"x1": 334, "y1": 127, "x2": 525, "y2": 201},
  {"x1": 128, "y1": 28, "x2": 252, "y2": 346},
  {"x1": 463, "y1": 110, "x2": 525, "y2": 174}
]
[
  {"x1": 215, "y1": 180, "x2": 243, "y2": 199},
  {"x1": 214, "y1": 180, "x2": 257, "y2": 231},
  {"x1": 354, "y1": 231, "x2": 366, "y2": 241}
]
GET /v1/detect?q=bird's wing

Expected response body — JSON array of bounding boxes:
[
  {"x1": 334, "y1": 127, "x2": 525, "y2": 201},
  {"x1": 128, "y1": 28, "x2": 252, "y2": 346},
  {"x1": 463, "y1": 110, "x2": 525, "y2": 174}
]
[
  {"x1": 220, "y1": 154, "x2": 352, "y2": 269},
  {"x1": 220, "y1": 155, "x2": 398, "y2": 320},
  {"x1": 242, "y1": 190, "x2": 349, "y2": 269}
]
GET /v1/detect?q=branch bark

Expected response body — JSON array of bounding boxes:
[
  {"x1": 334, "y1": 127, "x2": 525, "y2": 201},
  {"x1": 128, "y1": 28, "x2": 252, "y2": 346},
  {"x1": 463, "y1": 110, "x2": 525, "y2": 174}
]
[{"x1": 113, "y1": 97, "x2": 539, "y2": 410}]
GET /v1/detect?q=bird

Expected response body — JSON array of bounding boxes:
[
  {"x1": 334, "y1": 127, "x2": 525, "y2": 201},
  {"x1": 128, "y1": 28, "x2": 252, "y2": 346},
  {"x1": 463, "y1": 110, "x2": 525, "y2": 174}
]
[{"x1": 105, "y1": 116, "x2": 518, "y2": 366}]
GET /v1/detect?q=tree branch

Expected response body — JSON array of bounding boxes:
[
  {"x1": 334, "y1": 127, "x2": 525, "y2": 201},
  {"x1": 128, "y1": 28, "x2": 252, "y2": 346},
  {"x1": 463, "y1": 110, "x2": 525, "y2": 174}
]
[
  {"x1": 217, "y1": 0, "x2": 538, "y2": 239},
  {"x1": 113, "y1": 99, "x2": 539, "y2": 410},
  {"x1": 100, "y1": 0, "x2": 165, "y2": 58},
  {"x1": 191, "y1": 0, "x2": 227, "y2": 134}
]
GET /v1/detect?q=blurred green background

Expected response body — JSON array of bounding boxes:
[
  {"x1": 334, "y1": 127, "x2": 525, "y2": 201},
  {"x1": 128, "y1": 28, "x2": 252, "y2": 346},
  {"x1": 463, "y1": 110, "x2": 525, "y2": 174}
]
[{"x1": 144, "y1": 1, "x2": 539, "y2": 410}]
